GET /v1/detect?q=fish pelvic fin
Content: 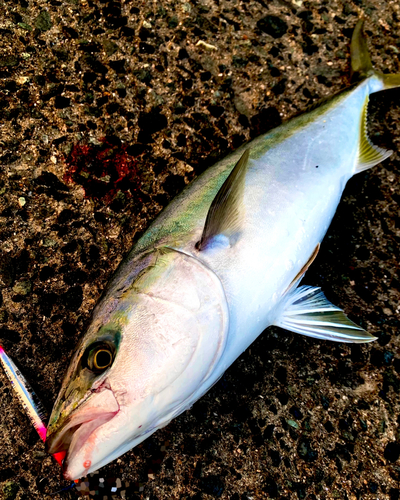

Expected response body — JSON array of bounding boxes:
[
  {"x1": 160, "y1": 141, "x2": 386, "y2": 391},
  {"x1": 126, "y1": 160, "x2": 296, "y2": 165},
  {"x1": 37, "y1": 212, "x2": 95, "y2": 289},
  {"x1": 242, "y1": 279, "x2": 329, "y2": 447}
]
[
  {"x1": 273, "y1": 286, "x2": 377, "y2": 343},
  {"x1": 351, "y1": 19, "x2": 400, "y2": 90},
  {"x1": 285, "y1": 243, "x2": 320, "y2": 294},
  {"x1": 197, "y1": 149, "x2": 250, "y2": 251}
]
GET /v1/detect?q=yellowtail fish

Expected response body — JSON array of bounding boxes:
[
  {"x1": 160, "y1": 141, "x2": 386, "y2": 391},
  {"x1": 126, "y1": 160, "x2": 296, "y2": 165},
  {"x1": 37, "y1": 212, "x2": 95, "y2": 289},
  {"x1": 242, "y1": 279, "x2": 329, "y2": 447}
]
[
  {"x1": 0, "y1": 345, "x2": 65, "y2": 466},
  {"x1": 46, "y1": 21, "x2": 400, "y2": 480}
]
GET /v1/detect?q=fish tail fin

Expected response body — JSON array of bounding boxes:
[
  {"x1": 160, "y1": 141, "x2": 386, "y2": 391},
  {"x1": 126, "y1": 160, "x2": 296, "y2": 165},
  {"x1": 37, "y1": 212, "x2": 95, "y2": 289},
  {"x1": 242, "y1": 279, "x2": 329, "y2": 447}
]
[
  {"x1": 351, "y1": 19, "x2": 400, "y2": 91},
  {"x1": 378, "y1": 72, "x2": 400, "y2": 91},
  {"x1": 350, "y1": 19, "x2": 373, "y2": 82}
]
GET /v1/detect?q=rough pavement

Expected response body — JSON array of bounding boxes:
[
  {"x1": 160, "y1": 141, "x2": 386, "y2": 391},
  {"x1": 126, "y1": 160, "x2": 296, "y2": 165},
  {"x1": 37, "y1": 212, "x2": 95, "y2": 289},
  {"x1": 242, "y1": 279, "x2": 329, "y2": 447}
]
[{"x1": 0, "y1": 0, "x2": 399, "y2": 499}]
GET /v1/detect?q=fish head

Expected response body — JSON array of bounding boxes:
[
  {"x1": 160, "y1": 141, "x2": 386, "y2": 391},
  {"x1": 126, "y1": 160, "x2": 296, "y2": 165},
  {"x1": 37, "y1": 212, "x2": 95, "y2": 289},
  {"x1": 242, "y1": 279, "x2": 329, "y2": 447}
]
[{"x1": 46, "y1": 247, "x2": 229, "y2": 479}]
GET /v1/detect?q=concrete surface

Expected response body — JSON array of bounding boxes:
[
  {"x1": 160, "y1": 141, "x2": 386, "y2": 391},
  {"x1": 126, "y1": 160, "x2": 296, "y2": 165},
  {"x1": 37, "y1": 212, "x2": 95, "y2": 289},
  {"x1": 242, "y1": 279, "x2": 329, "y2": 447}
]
[{"x1": 0, "y1": 0, "x2": 399, "y2": 498}]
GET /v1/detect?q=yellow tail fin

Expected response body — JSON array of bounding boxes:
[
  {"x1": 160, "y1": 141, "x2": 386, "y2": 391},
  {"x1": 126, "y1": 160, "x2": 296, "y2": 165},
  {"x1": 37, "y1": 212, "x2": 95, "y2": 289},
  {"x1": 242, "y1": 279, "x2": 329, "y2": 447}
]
[
  {"x1": 351, "y1": 19, "x2": 400, "y2": 90},
  {"x1": 350, "y1": 19, "x2": 373, "y2": 81},
  {"x1": 380, "y1": 73, "x2": 400, "y2": 90}
]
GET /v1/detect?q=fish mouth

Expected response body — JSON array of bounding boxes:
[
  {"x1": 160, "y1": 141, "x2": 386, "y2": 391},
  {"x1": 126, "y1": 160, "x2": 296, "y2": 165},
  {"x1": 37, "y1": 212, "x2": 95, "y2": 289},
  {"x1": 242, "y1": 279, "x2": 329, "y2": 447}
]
[{"x1": 46, "y1": 388, "x2": 119, "y2": 477}]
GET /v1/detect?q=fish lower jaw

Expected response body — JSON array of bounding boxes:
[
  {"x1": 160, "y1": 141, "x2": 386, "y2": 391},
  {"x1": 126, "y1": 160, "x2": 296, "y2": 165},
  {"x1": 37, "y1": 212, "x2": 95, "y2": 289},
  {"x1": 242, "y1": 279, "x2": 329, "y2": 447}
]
[
  {"x1": 68, "y1": 424, "x2": 162, "y2": 480},
  {"x1": 46, "y1": 387, "x2": 120, "y2": 479},
  {"x1": 61, "y1": 409, "x2": 119, "y2": 479}
]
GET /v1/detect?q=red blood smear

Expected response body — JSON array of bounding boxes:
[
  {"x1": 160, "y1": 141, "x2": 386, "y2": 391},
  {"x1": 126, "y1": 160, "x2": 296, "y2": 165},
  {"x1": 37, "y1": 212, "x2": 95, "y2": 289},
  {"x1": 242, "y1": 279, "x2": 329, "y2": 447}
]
[{"x1": 63, "y1": 138, "x2": 140, "y2": 204}]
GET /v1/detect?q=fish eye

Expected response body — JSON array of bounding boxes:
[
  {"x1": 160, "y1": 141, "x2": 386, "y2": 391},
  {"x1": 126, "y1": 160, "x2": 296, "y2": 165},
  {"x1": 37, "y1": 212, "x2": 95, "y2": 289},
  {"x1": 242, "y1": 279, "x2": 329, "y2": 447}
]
[
  {"x1": 84, "y1": 342, "x2": 115, "y2": 373},
  {"x1": 93, "y1": 348, "x2": 113, "y2": 370}
]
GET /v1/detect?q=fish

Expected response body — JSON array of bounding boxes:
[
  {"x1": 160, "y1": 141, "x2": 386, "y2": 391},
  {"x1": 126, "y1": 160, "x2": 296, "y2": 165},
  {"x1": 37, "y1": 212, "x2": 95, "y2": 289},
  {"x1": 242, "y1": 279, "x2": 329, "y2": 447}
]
[{"x1": 45, "y1": 21, "x2": 400, "y2": 480}]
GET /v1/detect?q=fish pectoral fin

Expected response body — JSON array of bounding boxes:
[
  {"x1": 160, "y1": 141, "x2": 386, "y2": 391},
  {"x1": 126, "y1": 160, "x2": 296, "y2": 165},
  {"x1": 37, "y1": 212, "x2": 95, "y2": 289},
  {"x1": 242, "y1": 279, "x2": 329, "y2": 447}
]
[
  {"x1": 356, "y1": 96, "x2": 393, "y2": 173},
  {"x1": 197, "y1": 149, "x2": 250, "y2": 251},
  {"x1": 273, "y1": 285, "x2": 377, "y2": 343}
]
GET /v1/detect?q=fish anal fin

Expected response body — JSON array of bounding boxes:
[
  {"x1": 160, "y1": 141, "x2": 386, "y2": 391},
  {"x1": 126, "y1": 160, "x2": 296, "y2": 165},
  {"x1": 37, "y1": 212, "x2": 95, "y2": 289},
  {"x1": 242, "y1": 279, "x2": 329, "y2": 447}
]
[
  {"x1": 274, "y1": 286, "x2": 377, "y2": 343},
  {"x1": 356, "y1": 96, "x2": 393, "y2": 173},
  {"x1": 197, "y1": 149, "x2": 250, "y2": 251}
]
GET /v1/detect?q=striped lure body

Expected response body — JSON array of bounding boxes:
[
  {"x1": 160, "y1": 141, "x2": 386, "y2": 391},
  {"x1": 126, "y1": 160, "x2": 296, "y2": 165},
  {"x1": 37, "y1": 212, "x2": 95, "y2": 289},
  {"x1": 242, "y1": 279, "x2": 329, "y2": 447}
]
[{"x1": 0, "y1": 345, "x2": 65, "y2": 466}]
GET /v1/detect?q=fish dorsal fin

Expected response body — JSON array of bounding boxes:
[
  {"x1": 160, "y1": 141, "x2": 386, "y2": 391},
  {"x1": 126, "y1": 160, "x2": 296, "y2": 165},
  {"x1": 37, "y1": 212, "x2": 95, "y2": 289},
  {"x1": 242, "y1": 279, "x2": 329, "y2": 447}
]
[
  {"x1": 273, "y1": 286, "x2": 377, "y2": 343},
  {"x1": 350, "y1": 19, "x2": 373, "y2": 82},
  {"x1": 197, "y1": 149, "x2": 250, "y2": 251},
  {"x1": 356, "y1": 96, "x2": 393, "y2": 173}
]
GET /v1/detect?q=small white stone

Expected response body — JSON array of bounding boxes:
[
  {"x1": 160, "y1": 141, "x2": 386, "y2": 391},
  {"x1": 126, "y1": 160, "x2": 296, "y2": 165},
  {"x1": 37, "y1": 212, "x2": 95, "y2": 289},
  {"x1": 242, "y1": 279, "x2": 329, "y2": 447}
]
[
  {"x1": 18, "y1": 197, "x2": 26, "y2": 207},
  {"x1": 16, "y1": 76, "x2": 29, "y2": 85},
  {"x1": 196, "y1": 40, "x2": 217, "y2": 51}
]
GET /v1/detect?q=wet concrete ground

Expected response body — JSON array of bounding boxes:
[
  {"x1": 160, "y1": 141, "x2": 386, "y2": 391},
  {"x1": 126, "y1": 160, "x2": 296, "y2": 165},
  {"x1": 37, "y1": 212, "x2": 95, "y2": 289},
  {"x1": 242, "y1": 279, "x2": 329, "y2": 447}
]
[{"x1": 0, "y1": 0, "x2": 400, "y2": 498}]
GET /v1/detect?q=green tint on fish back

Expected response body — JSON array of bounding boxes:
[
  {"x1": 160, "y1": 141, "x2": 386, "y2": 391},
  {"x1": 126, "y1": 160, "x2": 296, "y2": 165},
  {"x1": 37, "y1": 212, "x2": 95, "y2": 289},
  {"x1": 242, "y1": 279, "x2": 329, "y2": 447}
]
[{"x1": 133, "y1": 84, "x2": 355, "y2": 254}]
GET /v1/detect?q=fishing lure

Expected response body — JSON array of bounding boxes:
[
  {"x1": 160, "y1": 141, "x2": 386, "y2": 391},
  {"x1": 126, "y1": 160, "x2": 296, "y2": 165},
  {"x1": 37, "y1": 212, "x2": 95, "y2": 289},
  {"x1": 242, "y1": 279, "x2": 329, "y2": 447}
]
[{"x1": 0, "y1": 345, "x2": 65, "y2": 466}]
